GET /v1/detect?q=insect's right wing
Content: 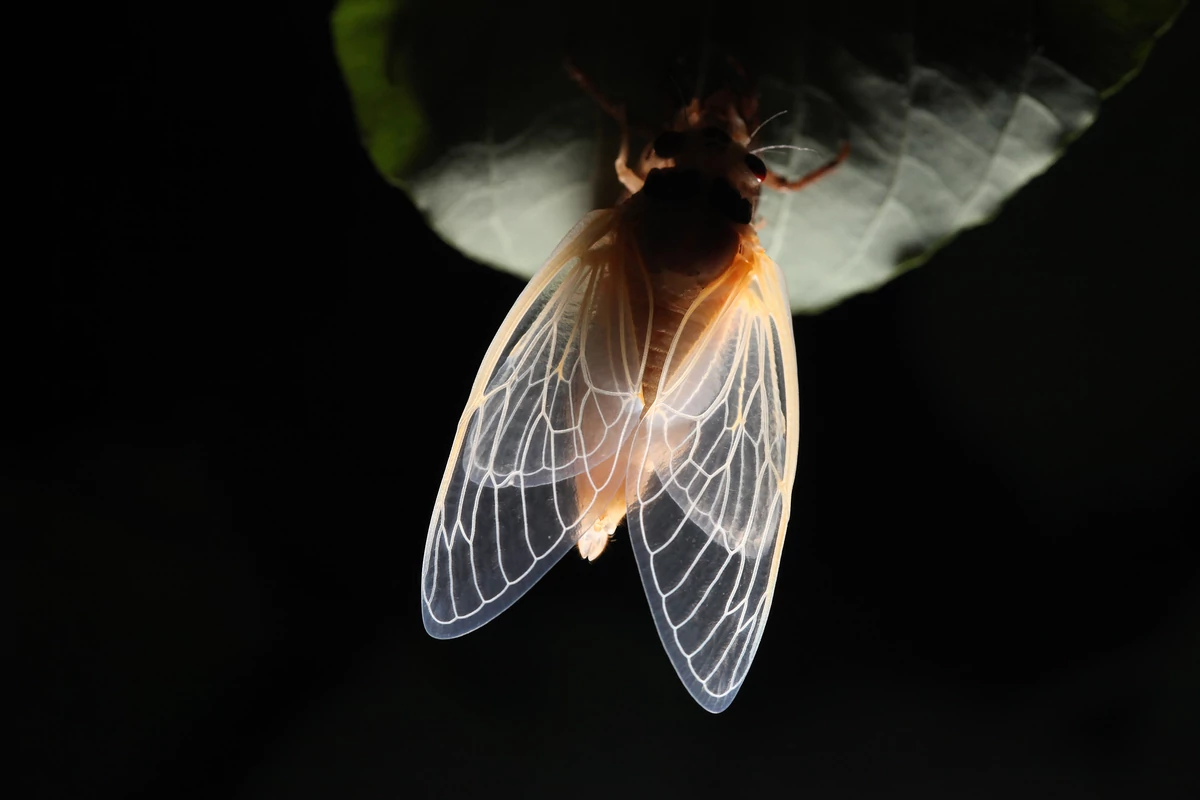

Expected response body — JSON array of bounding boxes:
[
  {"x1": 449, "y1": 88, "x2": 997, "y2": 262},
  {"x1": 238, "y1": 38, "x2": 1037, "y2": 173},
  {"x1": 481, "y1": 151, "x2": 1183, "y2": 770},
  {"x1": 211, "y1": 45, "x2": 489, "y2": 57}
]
[
  {"x1": 625, "y1": 247, "x2": 800, "y2": 712},
  {"x1": 422, "y1": 210, "x2": 648, "y2": 638}
]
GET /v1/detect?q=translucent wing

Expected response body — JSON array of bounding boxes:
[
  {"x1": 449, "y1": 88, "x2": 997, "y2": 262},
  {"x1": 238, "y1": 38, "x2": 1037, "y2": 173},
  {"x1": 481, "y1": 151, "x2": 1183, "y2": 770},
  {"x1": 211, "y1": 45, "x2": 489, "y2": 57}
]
[
  {"x1": 625, "y1": 245, "x2": 800, "y2": 712},
  {"x1": 423, "y1": 210, "x2": 648, "y2": 637}
]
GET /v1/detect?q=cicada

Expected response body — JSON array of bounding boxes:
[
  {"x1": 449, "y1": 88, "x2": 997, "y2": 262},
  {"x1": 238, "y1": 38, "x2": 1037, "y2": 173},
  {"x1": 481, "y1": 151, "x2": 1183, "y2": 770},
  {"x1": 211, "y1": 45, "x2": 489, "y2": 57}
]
[{"x1": 421, "y1": 63, "x2": 847, "y2": 712}]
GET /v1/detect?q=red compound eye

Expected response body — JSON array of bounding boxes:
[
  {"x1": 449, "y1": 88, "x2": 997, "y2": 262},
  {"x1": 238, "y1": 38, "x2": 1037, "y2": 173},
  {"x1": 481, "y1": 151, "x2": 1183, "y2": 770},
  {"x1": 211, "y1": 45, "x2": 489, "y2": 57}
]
[{"x1": 744, "y1": 153, "x2": 767, "y2": 182}]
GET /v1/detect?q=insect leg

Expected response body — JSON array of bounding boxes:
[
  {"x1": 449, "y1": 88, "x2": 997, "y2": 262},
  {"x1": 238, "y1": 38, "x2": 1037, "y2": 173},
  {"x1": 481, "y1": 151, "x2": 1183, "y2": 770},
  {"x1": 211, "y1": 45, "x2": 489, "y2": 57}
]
[
  {"x1": 764, "y1": 140, "x2": 851, "y2": 192},
  {"x1": 612, "y1": 106, "x2": 644, "y2": 194},
  {"x1": 563, "y1": 57, "x2": 645, "y2": 194},
  {"x1": 564, "y1": 57, "x2": 625, "y2": 124}
]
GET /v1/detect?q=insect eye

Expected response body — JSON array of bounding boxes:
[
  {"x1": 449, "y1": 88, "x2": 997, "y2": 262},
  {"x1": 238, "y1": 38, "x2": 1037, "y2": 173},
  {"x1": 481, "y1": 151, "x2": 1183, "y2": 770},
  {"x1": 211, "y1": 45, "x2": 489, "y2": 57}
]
[
  {"x1": 653, "y1": 131, "x2": 686, "y2": 159},
  {"x1": 744, "y1": 153, "x2": 767, "y2": 182}
]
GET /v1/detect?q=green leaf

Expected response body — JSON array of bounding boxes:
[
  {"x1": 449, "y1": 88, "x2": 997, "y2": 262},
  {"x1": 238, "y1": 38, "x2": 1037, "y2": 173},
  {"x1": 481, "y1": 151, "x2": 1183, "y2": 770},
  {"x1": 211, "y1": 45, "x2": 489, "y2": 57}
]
[
  {"x1": 331, "y1": 0, "x2": 427, "y2": 179},
  {"x1": 332, "y1": 0, "x2": 1186, "y2": 312}
]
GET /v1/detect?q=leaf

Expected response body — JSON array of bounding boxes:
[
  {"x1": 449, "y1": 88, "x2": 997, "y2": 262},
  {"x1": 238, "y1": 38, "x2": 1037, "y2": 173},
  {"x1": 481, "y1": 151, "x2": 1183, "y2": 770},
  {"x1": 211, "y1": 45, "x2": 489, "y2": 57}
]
[{"x1": 332, "y1": 0, "x2": 1186, "y2": 312}]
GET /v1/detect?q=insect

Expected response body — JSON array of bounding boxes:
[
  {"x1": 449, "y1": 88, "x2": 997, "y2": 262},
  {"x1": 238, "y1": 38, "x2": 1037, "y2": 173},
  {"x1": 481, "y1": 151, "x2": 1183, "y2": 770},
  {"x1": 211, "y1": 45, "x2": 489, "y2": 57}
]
[{"x1": 421, "y1": 58, "x2": 848, "y2": 712}]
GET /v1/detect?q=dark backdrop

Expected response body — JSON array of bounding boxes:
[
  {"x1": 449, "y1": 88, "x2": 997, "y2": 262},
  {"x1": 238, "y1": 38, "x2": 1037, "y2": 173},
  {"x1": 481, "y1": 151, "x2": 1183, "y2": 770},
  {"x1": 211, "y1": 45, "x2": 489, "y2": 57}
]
[{"x1": 21, "y1": 3, "x2": 1198, "y2": 798}]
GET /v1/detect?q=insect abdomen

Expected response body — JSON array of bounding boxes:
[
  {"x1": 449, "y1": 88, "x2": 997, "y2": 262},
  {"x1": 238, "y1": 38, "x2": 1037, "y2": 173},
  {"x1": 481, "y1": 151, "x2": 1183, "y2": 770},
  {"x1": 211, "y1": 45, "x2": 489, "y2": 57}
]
[{"x1": 639, "y1": 255, "x2": 750, "y2": 408}]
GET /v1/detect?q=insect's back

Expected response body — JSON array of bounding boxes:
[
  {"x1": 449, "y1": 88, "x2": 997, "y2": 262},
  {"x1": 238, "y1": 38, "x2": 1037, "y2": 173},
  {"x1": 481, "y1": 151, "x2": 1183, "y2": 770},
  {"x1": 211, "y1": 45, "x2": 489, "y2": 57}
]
[{"x1": 618, "y1": 122, "x2": 769, "y2": 407}]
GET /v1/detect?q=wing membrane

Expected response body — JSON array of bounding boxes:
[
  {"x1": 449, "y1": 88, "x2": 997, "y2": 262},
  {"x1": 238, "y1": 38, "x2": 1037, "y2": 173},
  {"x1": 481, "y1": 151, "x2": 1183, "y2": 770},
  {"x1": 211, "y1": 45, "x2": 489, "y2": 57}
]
[
  {"x1": 626, "y1": 248, "x2": 799, "y2": 712},
  {"x1": 423, "y1": 210, "x2": 649, "y2": 637}
]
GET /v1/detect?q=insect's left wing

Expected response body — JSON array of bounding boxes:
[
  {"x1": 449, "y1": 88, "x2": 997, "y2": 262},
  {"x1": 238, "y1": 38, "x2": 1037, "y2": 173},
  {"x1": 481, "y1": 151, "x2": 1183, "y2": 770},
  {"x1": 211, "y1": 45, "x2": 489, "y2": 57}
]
[
  {"x1": 423, "y1": 210, "x2": 648, "y2": 638},
  {"x1": 626, "y1": 247, "x2": 800, "y2": 712}
]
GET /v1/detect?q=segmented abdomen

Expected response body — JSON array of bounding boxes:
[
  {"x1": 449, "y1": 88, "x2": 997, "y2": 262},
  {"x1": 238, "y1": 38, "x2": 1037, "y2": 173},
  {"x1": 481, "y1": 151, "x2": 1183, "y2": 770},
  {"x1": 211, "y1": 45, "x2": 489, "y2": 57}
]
[{"x1": 637, "y1": 255, "x2": 751, "y2": 409}]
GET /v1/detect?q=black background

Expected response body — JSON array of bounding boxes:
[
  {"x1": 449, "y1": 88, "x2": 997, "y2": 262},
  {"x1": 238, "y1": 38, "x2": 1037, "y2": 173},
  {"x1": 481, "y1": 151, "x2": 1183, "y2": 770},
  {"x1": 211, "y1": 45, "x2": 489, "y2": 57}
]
[{"x1": 21, "y1": 2, "x2": 1199, "y2": 798}]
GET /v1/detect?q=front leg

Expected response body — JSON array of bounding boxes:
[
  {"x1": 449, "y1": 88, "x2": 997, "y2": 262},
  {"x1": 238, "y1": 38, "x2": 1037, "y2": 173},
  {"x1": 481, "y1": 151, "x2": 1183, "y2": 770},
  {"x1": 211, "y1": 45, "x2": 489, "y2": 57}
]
[
  {"x1": 612, "y1": 106, "x2": 644, "y2": 195},
  {"x1": 564, "y1": 57, "x2": 646, "y2": 195},
  {"x1": 764, "y1": 140, "x2": 851, "y2": 192}
]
